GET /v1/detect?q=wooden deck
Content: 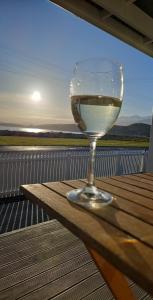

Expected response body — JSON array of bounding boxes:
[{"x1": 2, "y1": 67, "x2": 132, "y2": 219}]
[{"x1": 0, "y1": 219, "x2": 151, "y2": 299}]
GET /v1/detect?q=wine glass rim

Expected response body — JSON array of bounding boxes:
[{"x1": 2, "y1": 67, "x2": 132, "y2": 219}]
[{"x1": 75, "y1": 57, "x2": 123, "y2": 68}]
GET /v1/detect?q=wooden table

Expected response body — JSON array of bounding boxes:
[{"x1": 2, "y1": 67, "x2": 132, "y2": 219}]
[{"x1": 21, "y1": 173, "x2": 153, "y2": 299}]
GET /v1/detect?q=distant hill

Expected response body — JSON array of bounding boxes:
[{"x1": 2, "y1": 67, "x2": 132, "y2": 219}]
[
  {"x1": 0, "y1": 114, "x2": 151, "y2": 129},
  {"x1": 117, "y1": 115, "x2": 152, "y2": 126},
  {"x1": 0, "y1": 122, "x2": 23, "y2": 127},
  {"x1": 39, "y1": 115, "x2": 152, "y2": 129},
  {"x1": 0, "y1": 122, "x2": 151, "y2": 138},
  {"x1": 108, "y1": 123, "x2": 151, "y2": 137},
  {"x1": 0, "y1": 123, "x2": 151, "y2": 140},
  {"x1": 39, "y1": 122, "x2": 151, "y2": 137},
  {"x1": 39, "y1": 123, "x2": 79, "y2": 132}
]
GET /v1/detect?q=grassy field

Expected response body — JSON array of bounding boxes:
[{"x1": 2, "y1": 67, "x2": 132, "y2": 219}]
[{"x1": 0, "y1": 136, "x2": 149, "y2": 147}]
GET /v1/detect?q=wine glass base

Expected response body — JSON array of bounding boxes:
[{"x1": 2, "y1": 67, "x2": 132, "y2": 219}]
[{"x1": 66, "y1": 186, "x2": 113, "y2": 209}]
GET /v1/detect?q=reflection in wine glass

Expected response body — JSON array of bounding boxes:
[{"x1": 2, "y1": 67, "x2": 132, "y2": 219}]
[{"x1": 67, "y1": 58, "x2": 124, "y2": 209}]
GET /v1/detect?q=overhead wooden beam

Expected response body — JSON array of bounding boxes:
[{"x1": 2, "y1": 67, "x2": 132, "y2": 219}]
[
  {"x1": 100, "y1": 9, "x2": 112, "y2": 20},
  {"x1": 126, "y1": 0, "x2": 137, "y2": 4},
  {"x1": 93, "y1": 0, "x2": 153, "y2": 40},
  {"x1": 144, "y1": 39, "x2": 153, "y2": 45},
  {"x1": 50, "y1": 0, "x2": 153, "y2": 58}
]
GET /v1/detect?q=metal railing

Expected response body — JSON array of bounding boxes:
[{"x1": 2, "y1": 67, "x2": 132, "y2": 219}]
[{"x1": 0, "y1": 148, "x2": 147, "y2": 198}]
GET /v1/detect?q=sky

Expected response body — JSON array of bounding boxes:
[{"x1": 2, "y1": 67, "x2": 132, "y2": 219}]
[{"x1": 0, "y1": 0, "x2": 153, "y2": 127}]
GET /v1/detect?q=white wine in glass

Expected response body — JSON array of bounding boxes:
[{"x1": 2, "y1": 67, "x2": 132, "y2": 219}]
[{"x1": 67, "y1": 58, "x2": 124, "y2": 209}]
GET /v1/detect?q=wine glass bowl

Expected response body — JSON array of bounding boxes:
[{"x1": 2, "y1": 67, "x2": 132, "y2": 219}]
[{"x1": 67, "y1": 58, "x2": 123, "y2": 209}]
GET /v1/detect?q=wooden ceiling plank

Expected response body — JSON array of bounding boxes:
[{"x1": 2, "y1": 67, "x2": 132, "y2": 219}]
[
  {"x1": 144, "y1": 39, "x2": 153, "y2": 45},
  {"x1": 93, "y1": 0, "x2": 153, "y2": 40},
  {"x1": 50, "y1": 0, "x2": 153, "y2": 58},
  {"x1": 126, "y1": 0, "x2": 137, "y2": 4},
  {"x1": 100, "y1": 9, "x2": 112, "y2": 20}
]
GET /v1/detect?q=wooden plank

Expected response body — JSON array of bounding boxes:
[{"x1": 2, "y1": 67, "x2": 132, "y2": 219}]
[
  {"x1": 0, "y1": 243, "x2": 86, "y2": 291},
  {"x1": 93, "y1": 0, "x2": 153, "y2": 40},
  {"x1": 0, "y1": 220, "x2": 61, "y2": 248},
  {"x1": 92, "y1": 178, "x2": 153, "y2": 210},
  {"x1": 63, "y1": 178, "x2": 153, "y2": 209},
  {"x1": 80, "y1": 285, "x2": 113, "y2": 300},
  {"x1": 45, "y1": 182, "x2": 153, "y2": 248},
  {"x1": 20, "y1": 266, "x2": 98, "y2": 300},
  {"x1": 127, "y1": 0, "x2": 137, "y2": 3},
  {"x1": 0, "y1": 229, "x2": 76, "y2": 267},
  {"x1": 96, "y1": 177, "x2": 153, "y2": 200},
  {"x1": 47, "y1": 181, "x2": 153, "y2": 228},
  {"x1": 50, "y1": 0, "x2": 153, "y2": 58},
  {"x1": 145, "y1": 173, "x2": 153, "y2": 177},
  {"x1": 110, "y1": 175, "x2": 153, "y2": 192},
  {"x1": 22, "y1": 183, "x2": 153, "y2": 294},
  {"x1": 0, "y1": 226, "x2": 68, "y2": 255},
  {"x1": 0, "y1": 236, "x2": 79, "y2": 280},
  {"x1": 94, "y1": 180, "x2": 153, "y2": 225},
  {"x1": 133, "y1": 174, "x2": 153, "y2": 181},
  {"x1": 0, "y1": 259, "x2": 97, "y2": 300},
  {"x1": 47, "y1": 273, "x2": 105, "y2": 300},
  {"x1": 122, "y1": 174, "x2": 153, "y2": 188}
]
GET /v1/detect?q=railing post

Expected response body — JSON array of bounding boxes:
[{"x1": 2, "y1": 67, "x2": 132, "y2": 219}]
[
  {"x1": 65, "y1": 152, "x2": 71, "y2": 180},
  {"x1": 146, "y1": 114, "x2": 153, "y2": 172},
  {"x1": 115, "y1": 153, "x2": 122, "y2": 175},
  {"x1": 142, "y1": 150, "x2": 148, "y2": 173}
]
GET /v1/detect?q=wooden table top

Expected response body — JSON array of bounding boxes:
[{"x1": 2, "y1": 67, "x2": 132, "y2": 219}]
[{"x1": 22, "y1": 173, "x2": 153, "y2": 296}]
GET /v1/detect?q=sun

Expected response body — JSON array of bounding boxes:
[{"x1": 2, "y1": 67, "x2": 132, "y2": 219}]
[{"x1": 32, "y1": 91, "x2": 41, "y2": 102}]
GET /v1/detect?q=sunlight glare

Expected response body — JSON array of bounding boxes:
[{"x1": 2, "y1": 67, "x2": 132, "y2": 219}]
[{"x1": 32, "y1": 91, "x2": 41, "y2": 102}]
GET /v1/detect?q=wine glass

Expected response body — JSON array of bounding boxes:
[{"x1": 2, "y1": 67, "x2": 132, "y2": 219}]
[{"x1": 67, "y1": 58, "x2": 124, "y2": 209}]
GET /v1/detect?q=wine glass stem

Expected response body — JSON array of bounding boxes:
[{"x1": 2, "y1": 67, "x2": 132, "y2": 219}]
[{"x1": 87, "y1": 137, "x2": 97, "y2": 187}]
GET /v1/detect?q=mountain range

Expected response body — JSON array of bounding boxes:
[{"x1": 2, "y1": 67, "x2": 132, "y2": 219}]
[
  {"x1": 37, "y1": 115, "x2": 152, "y2": 131},
  {"x1": 109, "y1": 123, "x2": 150, "y2": 137},
  {"x1": 0, "y1": 115, "x2": 152, "y2": 130},
  {"x1": 0, "y1": 115, "x2": 152, "y2": 138},
  {"x1": 0, "y1": 122, "x2": 151, "y2": 138},
  {"x1": 38, "y1": 122, "x2": 151, "y2": 137}
]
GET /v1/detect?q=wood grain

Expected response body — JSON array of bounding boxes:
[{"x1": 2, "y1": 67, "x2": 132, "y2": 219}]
[
  {"x1": 62, "y1": 176, "x2": 153, "y2": 211},
  {"x1": 61, "y1": 180, "x2": 153, "y2": 227},
  {"x1": 0, "y1": 220, "x2": 60, "y2": 249},
  {"x1": 97, "y1": 177, "x2": 153, "y2": 199},
  {"x1": 17, "y1": 263, "x2": 98, "y2": 300},
  {"x1": 118, "y1": 174, "x2": 153, "y2": 190},
  {"x1": 0, "y1": 235, "x2": 78, "y2": 280},
  {"x1": 145, "y1": 173, "x2": 153, "y2": 178},
  {"x1": 0, "y1": 243, "x2": 86, "y2": 292},
  {"x1": 133, "y1": 174, "x2": 153, "y2": 181},
  {"x1": 94, "y1": 178, "x2": 153, "y2": 210},
  {"x1": 49, "y1": 181, "x2": 153, "y2": 248},
  {"x1": 0, "y1": 229, "x2": 76, "y2": 267},
  {"x1": 0, "y1": 253, "x2": 93, "y2": 300},
  {"x1": 109, "y1": 175, "x2": 153, "y2": 192}
]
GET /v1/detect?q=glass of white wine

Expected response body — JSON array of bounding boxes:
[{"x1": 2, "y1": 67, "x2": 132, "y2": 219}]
[{"x1": 67, "y1": 58, "x2": 124, "y2": 208}]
